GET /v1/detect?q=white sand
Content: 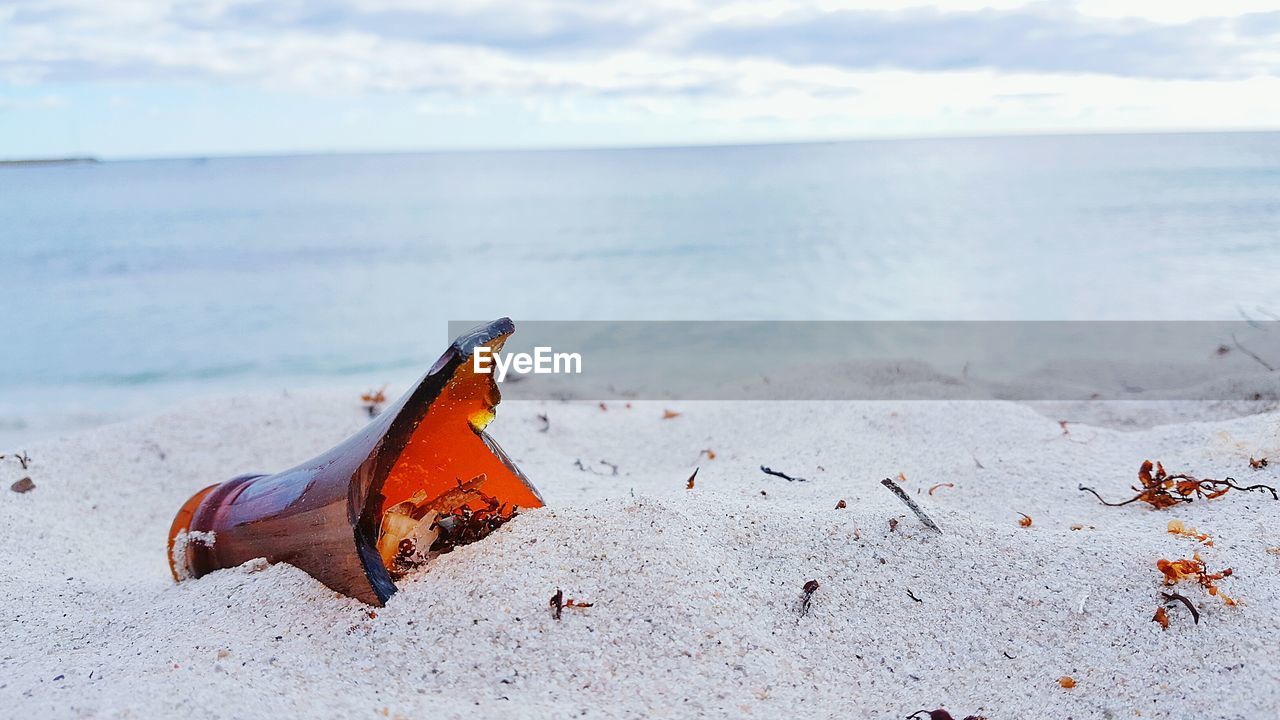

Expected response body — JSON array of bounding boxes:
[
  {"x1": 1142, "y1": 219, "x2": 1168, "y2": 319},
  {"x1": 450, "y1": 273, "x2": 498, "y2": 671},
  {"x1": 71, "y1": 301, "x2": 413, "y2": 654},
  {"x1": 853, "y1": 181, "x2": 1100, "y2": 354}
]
[{"x1": 2, "y1": 392, "x2": 1279, "y2": 718}]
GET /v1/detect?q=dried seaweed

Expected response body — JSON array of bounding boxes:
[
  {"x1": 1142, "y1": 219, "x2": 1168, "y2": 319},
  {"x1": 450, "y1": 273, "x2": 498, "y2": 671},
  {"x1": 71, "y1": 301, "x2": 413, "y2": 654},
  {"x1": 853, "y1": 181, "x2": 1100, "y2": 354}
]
[
  {"x1": 1166, "y1": 519, "x2": 1212, "y2": 546},
  {"x1": 1151, "y1": 605, "x2": 1169, "y2": 630},
  {"x1": 1157, "y1": 553, "x2": 1236, "y2": 606},
  {"x1": 1080, "y1": 460, "x2": 1277, "y2": 509},
  {"x1": 686, "y1": 468, "x2": 698, "y2": 490},
  {"x1": 360, "y1": 386, "x2": 387, "y2": 417},
  {"x1": 1249, "y1": 457, "x2": 1268, "y2": 470}
]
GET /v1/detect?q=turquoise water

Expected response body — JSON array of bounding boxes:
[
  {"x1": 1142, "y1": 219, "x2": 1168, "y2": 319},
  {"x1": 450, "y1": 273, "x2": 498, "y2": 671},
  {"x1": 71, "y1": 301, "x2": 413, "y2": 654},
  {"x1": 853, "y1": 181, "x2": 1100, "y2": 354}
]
[{"x1": 2, "y1": 133, "x2": 1279, "y2": 440}]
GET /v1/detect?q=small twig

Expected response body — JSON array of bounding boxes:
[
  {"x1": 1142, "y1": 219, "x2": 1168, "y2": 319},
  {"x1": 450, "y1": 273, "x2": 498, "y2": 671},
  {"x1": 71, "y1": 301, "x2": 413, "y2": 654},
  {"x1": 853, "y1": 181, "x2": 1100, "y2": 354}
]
[
  {"x1": 880, "y1": 477, "x2": 942, "y2": 533},
  {"x1": 14, "y1": 451, "x2": 31, "y2": 470},
  {"x1": 906, "y1": 589, "x2": 923, "y2": 603},
  {"x1": 686, "y1": 468, "x2": 698, "y2": 490},
  {"x1": 1161, "y1": 591, "x2": 1200, "y2": 624},
  {"x1": 1232, "y1": 333, "x2": 1275, "y2": 372},
  {"x1": 761, "y1": 465, "x2": 807, "y2": 482}
]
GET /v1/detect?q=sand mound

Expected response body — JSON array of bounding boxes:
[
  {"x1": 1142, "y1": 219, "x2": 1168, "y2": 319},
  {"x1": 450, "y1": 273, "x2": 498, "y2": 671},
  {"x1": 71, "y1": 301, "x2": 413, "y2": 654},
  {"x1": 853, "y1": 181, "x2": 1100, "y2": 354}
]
[{"x1": 2, "y1": 393, "x2": 1278, "y2": 718}]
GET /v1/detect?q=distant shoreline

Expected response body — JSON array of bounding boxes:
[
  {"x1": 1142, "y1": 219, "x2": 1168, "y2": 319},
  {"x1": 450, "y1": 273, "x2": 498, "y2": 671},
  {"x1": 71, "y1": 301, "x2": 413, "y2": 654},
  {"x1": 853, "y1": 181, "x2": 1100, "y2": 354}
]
[{"x1": 0, "y1": 156, "x2": 99, "y2": 167}]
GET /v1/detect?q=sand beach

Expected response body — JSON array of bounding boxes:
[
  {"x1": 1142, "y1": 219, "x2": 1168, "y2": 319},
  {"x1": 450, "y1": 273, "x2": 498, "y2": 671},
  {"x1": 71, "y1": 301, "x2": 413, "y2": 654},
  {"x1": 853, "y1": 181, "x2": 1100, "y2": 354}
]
[{"x1": 2, "y1": 388, "x2": 1277, "y2": 719}]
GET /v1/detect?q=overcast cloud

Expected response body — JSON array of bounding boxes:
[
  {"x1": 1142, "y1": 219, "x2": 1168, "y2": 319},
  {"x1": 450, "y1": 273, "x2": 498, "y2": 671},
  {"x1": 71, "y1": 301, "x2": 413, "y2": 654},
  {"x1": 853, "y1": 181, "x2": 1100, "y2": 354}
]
[{"x1": 2, "y1": 1, "x2": 1279, "y2": 156}]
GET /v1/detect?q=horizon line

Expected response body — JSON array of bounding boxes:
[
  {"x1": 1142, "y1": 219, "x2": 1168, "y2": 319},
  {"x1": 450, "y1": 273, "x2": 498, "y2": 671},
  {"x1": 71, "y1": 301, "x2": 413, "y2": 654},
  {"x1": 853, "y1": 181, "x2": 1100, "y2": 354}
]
[{"x1": 6, "y1": 125, "x2": 1280, "y2": 164}]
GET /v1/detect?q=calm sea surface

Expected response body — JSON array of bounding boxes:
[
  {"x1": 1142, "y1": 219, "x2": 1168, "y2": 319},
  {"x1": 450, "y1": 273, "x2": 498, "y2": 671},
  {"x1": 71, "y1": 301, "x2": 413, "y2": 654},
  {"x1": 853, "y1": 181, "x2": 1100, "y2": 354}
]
[{"x1": 2, "y1": 133, "x2": 1279, "y2": 441}]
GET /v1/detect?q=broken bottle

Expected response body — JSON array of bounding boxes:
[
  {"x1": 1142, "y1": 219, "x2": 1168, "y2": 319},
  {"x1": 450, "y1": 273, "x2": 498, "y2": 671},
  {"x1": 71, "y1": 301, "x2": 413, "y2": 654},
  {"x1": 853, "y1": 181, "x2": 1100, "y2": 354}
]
[{"x1": 167, "y1": 318, "x2": 543, "y2": 605}]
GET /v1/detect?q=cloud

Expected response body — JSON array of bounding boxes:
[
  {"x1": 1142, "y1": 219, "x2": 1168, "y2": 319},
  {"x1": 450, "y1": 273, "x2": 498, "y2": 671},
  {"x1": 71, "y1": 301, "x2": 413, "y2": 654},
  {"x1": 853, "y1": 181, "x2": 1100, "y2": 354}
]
[
  {"x1": 690, "y1": 7, "x2": 1276, "y2": 80},
  {"x1": 1236, "y1": 11, "x2": 1280, "y2": 37},
  {"x1": 2, "y1": 0, "x2": 1280, "y2": 147},
  {"x1": 3, "y1": 1, "x2": 1280, "y2": 96},
  {"x1": 0, "y1": 92, "x2": 66, "y2": 111}
]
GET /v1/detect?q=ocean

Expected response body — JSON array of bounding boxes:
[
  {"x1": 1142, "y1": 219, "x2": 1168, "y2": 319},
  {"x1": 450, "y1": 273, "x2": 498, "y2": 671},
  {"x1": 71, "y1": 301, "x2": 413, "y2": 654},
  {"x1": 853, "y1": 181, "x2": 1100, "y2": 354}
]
[{"x1": 3, "y1": 132, "x2": 1279, "y2": 442}]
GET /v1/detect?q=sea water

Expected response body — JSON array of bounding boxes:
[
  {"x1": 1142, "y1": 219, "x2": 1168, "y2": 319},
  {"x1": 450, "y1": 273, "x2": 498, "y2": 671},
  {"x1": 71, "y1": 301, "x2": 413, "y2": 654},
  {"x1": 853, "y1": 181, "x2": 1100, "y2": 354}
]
[{"x1": 3, "y1": 132, "x2": 1279, "y2": 440}]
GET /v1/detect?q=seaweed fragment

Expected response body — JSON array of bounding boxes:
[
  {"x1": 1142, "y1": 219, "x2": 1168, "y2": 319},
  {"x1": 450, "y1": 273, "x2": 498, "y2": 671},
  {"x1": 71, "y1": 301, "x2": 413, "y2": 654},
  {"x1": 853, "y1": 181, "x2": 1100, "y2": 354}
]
[
  {"x1": 1152, "y1": 605, "x2": 1169, "y2": 630},
  {"x1": 1249, "y1": 457, "x2": 1268, "y2": 470},
  {"x1": 1157, "y1": 554, "x2": 1236, "y2": 606},
  {"x1": 360, "y1": 385, "x2": 387, "y2": 417},
  {"x1": 1080, "y1": 460, "x2": 1277, "y2": 509},
  {"x1": 377, "y1": 476, "x2": 521, "y2": 575},
  {"x1": 1166, "y1": 519, "x2": 1212, "y2": 546}
]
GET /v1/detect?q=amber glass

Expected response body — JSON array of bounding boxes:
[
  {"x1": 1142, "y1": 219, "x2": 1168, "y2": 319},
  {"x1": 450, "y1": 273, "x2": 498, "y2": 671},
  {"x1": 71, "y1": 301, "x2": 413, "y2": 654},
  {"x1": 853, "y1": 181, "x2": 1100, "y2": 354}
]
[{"x1": 166, "y1": 318, "x2": 543, "y2": 605}]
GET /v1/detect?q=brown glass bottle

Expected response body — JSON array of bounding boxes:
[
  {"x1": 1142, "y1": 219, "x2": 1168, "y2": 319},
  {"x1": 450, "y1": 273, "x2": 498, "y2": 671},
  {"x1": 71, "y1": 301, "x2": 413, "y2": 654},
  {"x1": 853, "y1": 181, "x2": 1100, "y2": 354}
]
[{"x1": 167, "y1": 318, "x2": 543, "y2": 605}]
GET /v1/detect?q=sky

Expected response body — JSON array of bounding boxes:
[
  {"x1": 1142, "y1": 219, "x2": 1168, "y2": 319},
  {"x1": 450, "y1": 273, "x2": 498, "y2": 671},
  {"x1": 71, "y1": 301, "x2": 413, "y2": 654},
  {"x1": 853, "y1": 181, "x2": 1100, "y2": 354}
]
[{"x1": 3, "y1": 0, "x2": 1280, "y2": 159}]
